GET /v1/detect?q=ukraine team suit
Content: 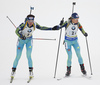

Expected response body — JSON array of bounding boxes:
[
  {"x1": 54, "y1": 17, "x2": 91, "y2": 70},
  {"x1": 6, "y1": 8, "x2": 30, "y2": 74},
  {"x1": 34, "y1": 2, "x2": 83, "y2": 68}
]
[
  {"x1": 13, "y1": 21, "x2": 52, "y2": 68},
  {"x1": 60, "y1": 20, "x2": 86, "y2": 67}
]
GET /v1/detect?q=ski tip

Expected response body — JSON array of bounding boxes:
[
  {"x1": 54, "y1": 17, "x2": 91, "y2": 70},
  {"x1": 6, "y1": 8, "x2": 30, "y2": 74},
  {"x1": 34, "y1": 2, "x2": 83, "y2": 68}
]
[
  {"x1": 27, "y1": 81, "x2": 29, "y2": 83},
  {"x1": 54, "y1": 77, "x2": 56, "y2": 78},
  {"x1": 10, "y1": 77, "x2": 14, "y2": 83},
  {"x1": 27, "y1": 80, "x2": 30, "y2": 83},
  {"x1": 10, "y1": 80, "x2": 12, "y2": 83},
  {"x1": 57, "y1": 78, "x2": 62, "y2": 81},
  {"x1": 82, "y1": 74, "x2": 92, "y2": 79},
  {"x1": 27, "y1": 77, "x2": 33, "y2": 83}
]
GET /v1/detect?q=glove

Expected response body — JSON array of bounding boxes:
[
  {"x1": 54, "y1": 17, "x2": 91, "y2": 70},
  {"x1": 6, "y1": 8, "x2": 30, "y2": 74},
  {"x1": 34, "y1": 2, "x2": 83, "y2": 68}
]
[
  {"x1": 84, "y1": 33, "x2": 88, "y2": 37},
  {"x1": 20, "y1": 35, "x2": 26, "y2": 40},
  {"x1": 59, "y1": 18, "x2": 64, "y2": 26},
  {"x1": 52, "y1": 25, "x2": 59, "y2": 30}
]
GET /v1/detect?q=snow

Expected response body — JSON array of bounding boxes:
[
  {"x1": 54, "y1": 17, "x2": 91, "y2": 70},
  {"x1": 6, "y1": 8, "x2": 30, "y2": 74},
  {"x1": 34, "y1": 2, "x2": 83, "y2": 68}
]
[{"x1": 0, "y1": 0, "x2": 100, "y2": 85}]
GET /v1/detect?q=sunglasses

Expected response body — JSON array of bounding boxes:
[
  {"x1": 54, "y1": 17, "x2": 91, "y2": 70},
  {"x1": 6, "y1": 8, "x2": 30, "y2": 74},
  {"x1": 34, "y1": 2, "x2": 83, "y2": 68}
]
[
  {"x1": 28, "y1": 20, "x2": 34, "y2": 22},
  {"x1": 74, "y1": 18, "x2": 79, "y2": 20}
]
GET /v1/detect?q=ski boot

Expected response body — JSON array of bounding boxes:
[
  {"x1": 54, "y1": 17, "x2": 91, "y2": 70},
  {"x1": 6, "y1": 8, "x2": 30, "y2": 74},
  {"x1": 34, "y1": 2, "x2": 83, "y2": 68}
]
[
  {"x1": 65, "y1": 66, "x2": 71, "y2": 77},
  {"x1": 80, "y1": 64, "x2": 87, "y2": 75},
  {"x1": 11, "y1": 68, "x2": 16, "y2": 77},
  {"x1": 10, "y1": 68, "x2": 16, "y2": 83},
  {"x1": 27, "y1": 67, "x2": 34, "y2": 83},
  {"x1": 29, "y1": 67, "x2": 34, "y2": 78}
]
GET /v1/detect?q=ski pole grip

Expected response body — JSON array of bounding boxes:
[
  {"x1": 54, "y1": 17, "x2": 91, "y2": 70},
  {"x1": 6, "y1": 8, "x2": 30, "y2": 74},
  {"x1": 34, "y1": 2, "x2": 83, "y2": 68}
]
[{"x1": 73, "y1": 2, "x2": 76, "y2": 5}]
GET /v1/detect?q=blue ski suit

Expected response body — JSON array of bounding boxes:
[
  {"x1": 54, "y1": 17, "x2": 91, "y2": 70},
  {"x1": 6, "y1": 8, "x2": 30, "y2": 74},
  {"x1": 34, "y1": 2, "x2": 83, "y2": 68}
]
[
  {"x1": 59, "y1": 20, "x2": 86, "y2": 67},
  {"x1": 13, "y1": 21, "x2": 52, "y2": 68}
]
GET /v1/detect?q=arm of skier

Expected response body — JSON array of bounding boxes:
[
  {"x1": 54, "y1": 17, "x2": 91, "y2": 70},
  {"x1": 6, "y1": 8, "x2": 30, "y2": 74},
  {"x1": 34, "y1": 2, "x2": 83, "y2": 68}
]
[
  {"x1": 15, "y1": 23, "x2": 26, "y2": 39},
  {"x1": 36, "y1": 22, "x2": 52, "y2": 30},
  {"x1": 52, "y1": 20, "x2": 68, "y2": 30},
  {"x1": 78, "y1": 22, "x2": 88, "y2": 37},
  {"x1": 60, "y1": 21, "x2": 68, "y2": 28}
]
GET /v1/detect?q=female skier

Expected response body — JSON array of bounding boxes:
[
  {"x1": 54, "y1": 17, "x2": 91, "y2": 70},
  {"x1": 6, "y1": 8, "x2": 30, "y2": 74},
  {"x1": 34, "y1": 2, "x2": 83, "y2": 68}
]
[
  {"x1": 53, "y1": 13, "x2": 88, "y2": 76},
  {"x1": 11, "y1": 14, "x2": 53, "y2": 79}
]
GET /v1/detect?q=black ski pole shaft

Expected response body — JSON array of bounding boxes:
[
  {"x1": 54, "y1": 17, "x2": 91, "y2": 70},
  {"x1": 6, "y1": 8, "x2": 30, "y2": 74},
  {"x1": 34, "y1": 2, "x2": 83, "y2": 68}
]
[
  {"x1": 72, "y1": 2, "x2": 76, "y2": 13},
  {"x1": 85, "y1": 37, "x2": 93, "y2": 75},
  {"x1": 6, "y1": 16, "x2": 17, "y2": 28},
  {"x1": 54, "y1": 18, "x2": 64, "y2": 78}
]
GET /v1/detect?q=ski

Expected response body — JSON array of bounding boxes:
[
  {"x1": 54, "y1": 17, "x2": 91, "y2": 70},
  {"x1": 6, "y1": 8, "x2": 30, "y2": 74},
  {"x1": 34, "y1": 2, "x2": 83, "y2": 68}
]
[
  {"x1": 57, "y1": 74, "x2": 91, "y2": 81},
  {"x1": 82, "y1": 74, "x2": 91, "y2": 79},
  {"x1": 27, "y1": 76, "x2": 33, "y2": 83},
  {"x1": 10, "y1": 76, "x2": 14, "y2": 83},
  {"x1": 57, "y1": 76, "x2": 69, "y2": 81}
]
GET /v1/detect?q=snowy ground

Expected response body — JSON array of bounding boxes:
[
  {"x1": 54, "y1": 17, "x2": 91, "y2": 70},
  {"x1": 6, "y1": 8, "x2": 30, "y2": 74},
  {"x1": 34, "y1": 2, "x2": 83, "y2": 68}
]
[{"x1": 0, "y1": 0, "x2": 100, "y2": 85}]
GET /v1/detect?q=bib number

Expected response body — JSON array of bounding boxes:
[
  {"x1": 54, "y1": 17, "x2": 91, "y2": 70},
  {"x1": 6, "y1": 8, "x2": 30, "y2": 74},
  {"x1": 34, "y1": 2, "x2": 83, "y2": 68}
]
[
  {"x1": 72, "y1": 31, "x2": 76, "y2": 35},
  {"x1": 69, "y1": 31, "x2": 76, "y2": 36}
]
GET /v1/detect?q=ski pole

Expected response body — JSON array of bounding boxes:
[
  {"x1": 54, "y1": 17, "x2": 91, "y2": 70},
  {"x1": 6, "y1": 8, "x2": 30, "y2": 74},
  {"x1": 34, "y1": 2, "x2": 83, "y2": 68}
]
[
  {"x1": 6, "y1": 16, "x2": 17, "y2": 28},
  {"x1": 54, "y1": 18, "x2": 64, "y2": 78},
  {"x1": 31, "y1": 38, "x2": 56, "y2": 41},
  {"x1": 85, "y1": 37, "x2": 93, "y2": 75}
]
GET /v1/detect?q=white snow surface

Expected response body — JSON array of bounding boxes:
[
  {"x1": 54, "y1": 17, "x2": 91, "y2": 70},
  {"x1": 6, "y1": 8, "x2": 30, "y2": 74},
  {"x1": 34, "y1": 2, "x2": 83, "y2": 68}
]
[{"x1": 0, "y1": 0, "x2": 100, "y2": 85}]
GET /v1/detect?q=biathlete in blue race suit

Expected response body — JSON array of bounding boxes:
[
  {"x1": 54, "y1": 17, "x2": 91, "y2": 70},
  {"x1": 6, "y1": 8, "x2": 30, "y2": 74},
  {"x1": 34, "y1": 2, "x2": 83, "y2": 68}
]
[
  {"x1": 11, "y1": 14, "x2": 53, "y2": 78},
  {"x1": 52, "y1": 13, "x2": 88, "y2": 76}
]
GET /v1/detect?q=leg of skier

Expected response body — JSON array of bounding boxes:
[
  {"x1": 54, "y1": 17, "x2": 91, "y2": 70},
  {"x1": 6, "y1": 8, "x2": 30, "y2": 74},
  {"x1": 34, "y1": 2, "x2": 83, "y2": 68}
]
[
  {"x1": 73, "y1": 39, "x2": 86, "y2": 75},
  {"x1": 26, "y1": 39, "x2": 33, "y2": 78},
  {"x1": 65, "y1": 40, "x2": 72, "y2": 76},
  {"x1": 11, "y1": 39, "x2": 24, "y2": 77}
]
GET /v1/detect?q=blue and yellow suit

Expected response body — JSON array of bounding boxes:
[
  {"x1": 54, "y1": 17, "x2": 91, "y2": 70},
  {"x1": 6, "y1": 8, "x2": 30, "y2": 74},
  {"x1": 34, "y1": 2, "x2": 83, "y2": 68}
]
[
  {"x1": 59, "y1": 20, "x2": 86, "y2": 67},
  {"x1": 13, "y1": 22, "x2": 52, "y2": 68}
]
